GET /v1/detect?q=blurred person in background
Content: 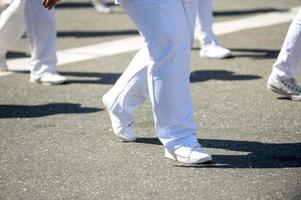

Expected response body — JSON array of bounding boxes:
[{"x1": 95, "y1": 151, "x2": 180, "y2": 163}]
[
  {"x1": 267, "y1": 8, "x2": 301, "y2": 101},
  {"x1": 195, "y1": 0, "x2": 231, "y2": 59},
  {"x1": 0, "y1": 0, "x2": 66, "y2": 85}
]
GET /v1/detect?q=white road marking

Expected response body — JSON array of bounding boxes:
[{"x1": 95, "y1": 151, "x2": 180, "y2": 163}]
[
  {"x1": 1, "y1": 6, "x2": 299, "y2": 76},
  {"x1": 0, "y1": 71, "x2": 13, "y2": 77},
  {"x1": 213, "y1": 7, "x2": 299, "y2": 35}
]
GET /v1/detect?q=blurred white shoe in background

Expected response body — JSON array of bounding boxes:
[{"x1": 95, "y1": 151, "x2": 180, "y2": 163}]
[
  {"x1": 92, "y1": 0, "x2": 112, "y2": 13},
  {"x1": 30, "y1": 72, "x2": 66, "y2": 85},
  {"x1": 200, "y1": 41, "x2": 231, "y2": 59}
]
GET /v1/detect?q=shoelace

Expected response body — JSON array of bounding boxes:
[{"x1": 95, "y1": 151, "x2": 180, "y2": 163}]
[
  {"x1": 188, "y1": 143, "x2": 204, "y2": 163},
  {"x1": 128, "y1": 121, "x2": 134, "y2": 127},
  {"x1": 172, "y1": 143, "x2": 203, "y2": 162},
  {"x1": 281, "y1": 78, "x2": 301, "y2": 93}
]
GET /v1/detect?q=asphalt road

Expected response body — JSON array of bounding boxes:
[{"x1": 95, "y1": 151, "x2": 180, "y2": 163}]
[{"x1": 0, "y1": 0, "x2": 301, "y2": 199}]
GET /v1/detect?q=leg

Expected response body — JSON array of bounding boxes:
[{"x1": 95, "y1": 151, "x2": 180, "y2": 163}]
[
  {"x1": 102, "y1": 46, "x2": 149, "y2": 141},
  {"x1": 196, "y1": 0, "x2": 216, "y2": 46},
  {"x1": 25, "y1": 0, "x2": 65, "y2": 84},
  {"x1": 121, "y1": 0, "x2": 198, "y2": 148},
  {"x1": 182, "y1": 0, "x2": 198, "y2": 46},
  {"x1": 103, "y1": 0, "x2": 198, "y2": 141},
  {"x1": 104, "y1": 0, "x2": 211, "y2": 163},
  {"x1": 196, "y1": 0, "x2": 231, "y2": 59},
  {"x1": 0, "y1": 0, "x2": 25, "y2": 71},
  {"x1": 271, "y1": 9, "x2": 301, "y2": 79},
  {"x1": 267, "y1": 9, "x2": 301, "y2": 100}
]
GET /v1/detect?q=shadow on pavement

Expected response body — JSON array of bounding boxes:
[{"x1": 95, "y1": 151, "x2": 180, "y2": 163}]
[
  {"x1": 55, "y1": 2, "x2": 93, "y2": 8},
  {"x1": 55, "y1": 2, "x2": 119, "y2": 9},
  {"x1": 61, "y1": 71, "x2": 121, "y2": 85},
  {"x1": 190, "y1": 70, "x2": 261, "y2": 82},
  {"x1": 57, "y1": 30, "x2": 139, "y2": 38},
  {"x1": 230, "y1": 48, "x2": 279, "y2": 59},
  {"x1": 0, "y1": 103, "x2": 102, "y2": 118},
  {"x1": 213, "y1": 8, "x2": 287, "y2": 17},
  {"x1": 6, "y1": 51, "x2": 30, "y2": 59},
  {"x1": 135, "y1": 138, "x2": 301, "y2": 169},
  {"x1": 61, "y1": 70, "x2": 260, "y2": 85}
]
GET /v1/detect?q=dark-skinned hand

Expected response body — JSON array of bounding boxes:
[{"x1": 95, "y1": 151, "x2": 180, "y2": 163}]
[{"x1": 42, "y1": 0, "x2": 59, "y2": 10}]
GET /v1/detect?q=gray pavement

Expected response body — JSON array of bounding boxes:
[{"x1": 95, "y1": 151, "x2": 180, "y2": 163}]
[{"x1": 1, "y1": 0, "x2": 301, "y2": 199}]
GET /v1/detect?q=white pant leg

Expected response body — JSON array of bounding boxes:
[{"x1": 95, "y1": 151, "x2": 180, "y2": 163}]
[
  {"x1": 0, "y1": 0, "x2": 25, "y2": 54},
  {"x1": 117, "y1": 0, "x2": 198, "y2": 150},
  {"x1": 25, "y1": 0, "x2": 57, "y2": 77},
  {"x1": 195, "y1": 0, "x2": 216, "y2": 46},
  {"x1": 105, "y1": 0, "x2": 197, "y2": 124},
  {"x1": 271, "y1": 8, "x2": 301, "y2": 79},
  {"x1": 182, "y1": 0, "x2": 198, "y2": 45},
  {"x1": 105, "y1": 45, "x2": 150, "y2": 123}
]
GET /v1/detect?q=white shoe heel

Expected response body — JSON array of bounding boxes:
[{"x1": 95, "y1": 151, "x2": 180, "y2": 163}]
[
  {"x1": 102, "y1": 94, "x2": 137, "y2": 142},
  {"x1": 164, "y1": 144, "x2": 212, "y2": 164}
]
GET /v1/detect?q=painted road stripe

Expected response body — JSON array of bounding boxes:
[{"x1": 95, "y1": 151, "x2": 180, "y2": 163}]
[
  {"x1": 2, "y1": 6, "x2": 299, "y2": 75},
  {"x1": 0, "y1": 71, "x2": 13, "y2": 77},
  {"x1": 213, "y1": 7, "x2": 299, "y2": 35}
]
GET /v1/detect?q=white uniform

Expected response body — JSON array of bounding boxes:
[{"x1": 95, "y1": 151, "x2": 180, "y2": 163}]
[
  {"x1": 195, "y1": 0, "x2": 216, "y2": 46},
  {"x1": 106, "y1": 0, "x2": 199, "y2": 150},
  {"x1": 194, "y1": 0, "x2": 231, "y2": 59},
  {"x1": 0, "y1": 0, "x2": 58, "y2": 78},
  {"x1": 270, "y1": 8, "x2": 301, "y2": 79}
]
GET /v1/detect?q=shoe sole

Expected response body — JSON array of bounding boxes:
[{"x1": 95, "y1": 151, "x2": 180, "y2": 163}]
[
  {"x1": 102, "y1": 95, "x2": 137, "y2": 142},
  {"x1": 200, "y1": 52, "x2": 232, "y2": 59},
  {"x1": 291, "y1": 95, "x2": 301, "y2": 101},
  {"x1": 267, "y1": 84, "x2": 292, "y2": 99},
  {"x1": 165, "y1": 149, "x2": 212, "y2": 164},
  {"x1": 30, "y1": 78, "x2": 66, "y2": 85},
  {"x1": 267, "y1": 84, "x2": 301, "y2": 101}
]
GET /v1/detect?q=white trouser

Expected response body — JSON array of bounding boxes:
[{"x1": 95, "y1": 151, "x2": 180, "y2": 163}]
[
  {"x1": 0, "y1": 0, "x2": 25, "y2": 54},
  {"x1": 108, "y1": 0, "x2": 198, "y2": 150},
  {"x1": 0, "y1": 0, "x2": 57, "y2": 76},
  {"x1": 195, "y1": 0, "x2": 216, "y2": 46},
  {"x1": 271, "y1": 8, "x2": 301, "y2": 79}
]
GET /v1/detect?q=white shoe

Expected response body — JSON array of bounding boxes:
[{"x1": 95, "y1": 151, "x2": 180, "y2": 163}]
[
  {"x1": 165, "y1": 143, "x2": 212, "y2": 164},
  {"x1": 30, "y1": 72, "x2": 66, "y2": 85},
  {"x1": 91, "y1": 0, "x2": 112, "y2": 13},
  {"x1": 200, "y1": 42, "x2": 231, "y2": 59},
  {"x1": 102, "y1": 94, "x2": 137, "y2": 142},
  {"x1": 0, "y1": 53, "x2": 8, "y2": 72},
  {"x1": 267, "y1": 75, "x2": 301, "y2": 101}
]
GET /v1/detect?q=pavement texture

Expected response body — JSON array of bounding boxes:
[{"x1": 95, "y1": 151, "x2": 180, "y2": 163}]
[{"x1": 0, "y1": 0, "x2": 301, "y2": 199}]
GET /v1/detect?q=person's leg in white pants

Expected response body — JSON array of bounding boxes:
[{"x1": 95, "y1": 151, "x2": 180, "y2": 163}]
[
  {"x1": 195, "y1": 0, "x2": 231, "y2": 59},
  {"x1": 103, "y1": 0, "x2": 211, "y2": 164},
  {"x1": 267, "y1": 8, "x2": 301, "y2": 100},
  {"x1": 0, "y1": 0, "x2": 65, "y2": 84},
  {"x1": 25, "y1": 0, "x2": 65, "y2": 84},
  {"x1": 103, "y1": 0, "x2": 198, "y2": 136},
  {"x1": 0, "y1": 0, "x2": 25, "y2": 70}
]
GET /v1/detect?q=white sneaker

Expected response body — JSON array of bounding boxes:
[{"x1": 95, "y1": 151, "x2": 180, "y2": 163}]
[
  {"x1": 91, "y1": 0, "x2": 112, "y2": 13},
  {"x1": 267, "y1": 75, "x2": 301, "y2": 101},
  {"x1": 165, "y1": 143, "x2": 212, "y2": 164},
  {"x1": 102, "y1": 94, "x2": 137, "y2": 142},
  {"x1": 0, "y1": 53, "x2": 8, "y2": 71},
  {"x1": 30, "y1": 72, "x2": 66, "y2": 85},
  {"x1": 200, "y1": 42, "x2": 231, "y2": 59}
]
